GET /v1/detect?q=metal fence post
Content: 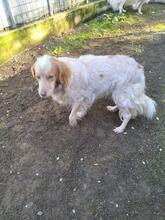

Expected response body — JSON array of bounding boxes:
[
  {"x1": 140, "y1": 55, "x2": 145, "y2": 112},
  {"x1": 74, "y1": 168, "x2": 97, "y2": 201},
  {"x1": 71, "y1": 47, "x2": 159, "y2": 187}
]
[
  {"x1": 46, "y1": 0, "x2": 53, "y2": 15},
  {"x1": 2, "y1": 0, "x2": 16, "y2": 28}
]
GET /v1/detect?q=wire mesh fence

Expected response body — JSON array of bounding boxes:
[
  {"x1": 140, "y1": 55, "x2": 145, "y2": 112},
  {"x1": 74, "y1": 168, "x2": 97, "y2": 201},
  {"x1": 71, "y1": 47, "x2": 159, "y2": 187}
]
[{"x1": 0, "y1": 0, "x2": 92, "y2": 31}]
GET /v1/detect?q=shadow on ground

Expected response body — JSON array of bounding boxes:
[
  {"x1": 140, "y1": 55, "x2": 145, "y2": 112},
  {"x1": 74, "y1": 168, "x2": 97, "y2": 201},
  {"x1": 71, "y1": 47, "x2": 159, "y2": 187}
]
[{"x1": 0, "y1": 4, "x2": 165, "y2": 220}]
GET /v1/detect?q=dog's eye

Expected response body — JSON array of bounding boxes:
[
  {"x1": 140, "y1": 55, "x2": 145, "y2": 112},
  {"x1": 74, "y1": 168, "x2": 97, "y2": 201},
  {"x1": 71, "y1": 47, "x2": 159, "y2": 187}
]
[{"x1": 47, "y1": 75, "x2": 53, "y2": 79}]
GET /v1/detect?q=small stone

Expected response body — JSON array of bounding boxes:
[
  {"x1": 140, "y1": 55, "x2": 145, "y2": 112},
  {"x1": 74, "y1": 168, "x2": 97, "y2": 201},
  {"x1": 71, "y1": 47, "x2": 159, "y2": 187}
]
[
  {"x1": 36, "y1": 173, "x2": 39, "y2": 176},
  {"x1": 97, "y1": 180, "x2": 101, "y2": 183},
  {"x1": 131, "y1": 126, "x2": 135, "y2": 130},
  {"x1": 159, "y1": 148, "x2": 162, "y2": 152},
  {"x1": 2, "y1": 145, "x2": 5, "y2": 149},
  {"x1": 158, "y1": 77, "x2": 161, "y2": 80},
  {"x1": 94, "y1": 163, "x2": 98, "y2": 166},
  {"x1": 25, "y1": 202, "x2": 33, "y2": 208},
  {"x1": 72, "y1": 209, "x2": 76, "y2": 214},
  {"x1": 17, "y1": 172, "x2": 20, "y2": 175},
  {"x1": 10, "y1": 170, "x2": 13, "y2": 174},
  {"x1": 156, "y1": 117, "x2": 159, "y2": 121},
  {"x1": 116, "y1": 204, "x2": 119, "y2": 208},
  {"x1": 73, "y1": 188, "x2": 76, "y2": 192},
  {"x1": 142, "y1": 161, "x2": 146, "y2": 165},
  {"x1": 124, "y1": 132, "x2": 127, "y2": 135},
  {"x1": 37, "y1": 211, "x2": 43, "y2": 216},
  {"x1": 80, "y1": 158, "x2": 84, "y2": 161},
  {"x1": 59, "y1": 178, "x2": 63, "y2": 182},
  {"x1": 83, "y1": 183, "x2": 87, "y2": 189},
  {"x1": 56, "y1": 156, "x2": 60, "y2": 161},
  {"x1": 14, "y1": 57, "x2": 18, "y2": 62}
]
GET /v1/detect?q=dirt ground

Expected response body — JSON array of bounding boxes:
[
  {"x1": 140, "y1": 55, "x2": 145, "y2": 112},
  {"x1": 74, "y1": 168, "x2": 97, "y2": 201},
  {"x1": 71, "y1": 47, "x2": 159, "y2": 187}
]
[{"x1": 0, "y1": 5, "x2": 165, "y2": 220}]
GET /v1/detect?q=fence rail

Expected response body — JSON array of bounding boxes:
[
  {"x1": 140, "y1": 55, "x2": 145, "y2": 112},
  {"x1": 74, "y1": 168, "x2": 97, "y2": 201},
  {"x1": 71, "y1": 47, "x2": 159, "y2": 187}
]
[{"x1": 0, "y1": 0, "x2": 90, "y2": 31}]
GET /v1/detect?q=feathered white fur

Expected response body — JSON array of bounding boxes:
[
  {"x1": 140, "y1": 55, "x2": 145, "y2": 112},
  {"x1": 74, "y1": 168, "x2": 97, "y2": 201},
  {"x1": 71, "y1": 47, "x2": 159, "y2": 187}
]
[
  {"x1": 107, "y1": 0, "x2": 150, "y2": 14},
  {"x1": 32, "y1": 54, "x2": 156, "y2": 133}
]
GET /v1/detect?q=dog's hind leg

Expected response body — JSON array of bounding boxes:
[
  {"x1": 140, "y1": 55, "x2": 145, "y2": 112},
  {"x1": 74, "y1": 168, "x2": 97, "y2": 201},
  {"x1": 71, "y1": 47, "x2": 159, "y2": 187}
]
[
  {"x1": 107, "y1": 105, "x2": 118, "y2": 112},
  {"x1": 138, "y1": 1, "x2": 145, "y2": 14},
  {"x1": 112, "y1": 90, "x2": 132, "y2": 133},
  {"x1": 119, "y1": 1, "x2": 126, "y2": 13},
  {"x1": 113, "y1": 107, "x2": 131, "y2": 133},
  {"x1": 119, "y1": 4, "x2": 125, "y2": 13}
]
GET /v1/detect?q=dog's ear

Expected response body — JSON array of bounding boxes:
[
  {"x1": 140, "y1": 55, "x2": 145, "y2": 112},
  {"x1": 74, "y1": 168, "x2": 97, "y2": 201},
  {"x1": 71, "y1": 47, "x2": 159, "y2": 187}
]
[
  {"x1": 55, "y1": 60, "x2": 71, "y2": 88},
  {"x1": 31, "y1": 64, "x2": 36, "y2": 78}
]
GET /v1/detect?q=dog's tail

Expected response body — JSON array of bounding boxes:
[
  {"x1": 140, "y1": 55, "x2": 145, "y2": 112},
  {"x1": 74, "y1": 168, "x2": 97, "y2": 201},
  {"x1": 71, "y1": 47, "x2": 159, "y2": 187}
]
[
  {"x1": 138, "y1": 94, "x2": 157, "y2": 119},
  {"x1": 107, "y1": 0, "x2": 120, "y2": 11},
  {"x1": 130, "y1": 92, "x2": 157, "y2": 120}
]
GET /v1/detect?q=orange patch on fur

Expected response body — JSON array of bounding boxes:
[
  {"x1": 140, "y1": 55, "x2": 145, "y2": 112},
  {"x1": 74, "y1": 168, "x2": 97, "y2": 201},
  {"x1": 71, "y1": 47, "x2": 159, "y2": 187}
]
[{"x1": 51, "y1": 59, "x2": 71, "y2": 89}]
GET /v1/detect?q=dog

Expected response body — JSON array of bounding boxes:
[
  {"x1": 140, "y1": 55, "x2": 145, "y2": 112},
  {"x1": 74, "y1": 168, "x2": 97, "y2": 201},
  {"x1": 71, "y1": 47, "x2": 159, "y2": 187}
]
[
  {"x1": 107, "y1": 0, "x2": 150, "y2": 14},
  {"x1": 31, "y1": 54, "x2": 156, "y2": 133}
]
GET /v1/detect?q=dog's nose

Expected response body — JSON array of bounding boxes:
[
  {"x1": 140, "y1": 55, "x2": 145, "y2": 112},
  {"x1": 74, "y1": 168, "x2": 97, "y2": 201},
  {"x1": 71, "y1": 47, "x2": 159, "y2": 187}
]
[{"x1": 40, "y1": 91, "x2": 47, "y2": 97}]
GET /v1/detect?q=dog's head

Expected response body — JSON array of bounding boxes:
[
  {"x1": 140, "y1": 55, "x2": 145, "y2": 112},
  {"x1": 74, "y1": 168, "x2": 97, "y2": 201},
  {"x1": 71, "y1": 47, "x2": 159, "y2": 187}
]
[{"x1": 31, "y1": 55, "x2": 71, "y2": 98}]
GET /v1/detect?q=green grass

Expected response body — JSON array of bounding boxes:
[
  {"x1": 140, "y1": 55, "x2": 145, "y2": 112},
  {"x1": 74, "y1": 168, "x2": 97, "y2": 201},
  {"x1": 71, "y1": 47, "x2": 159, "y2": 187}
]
[
  {"x1": 52, "y1": 13, "x2": 132, "y2": 55},
  {"x1": 143, "y1": 4, "x2": 163, "y2": 18},
  {"x1": 49, "y1": 4, "x2": 165, "y2": 56},
  {"x1": 54, "y1": 32, "x2": 91, "y2": 54}
]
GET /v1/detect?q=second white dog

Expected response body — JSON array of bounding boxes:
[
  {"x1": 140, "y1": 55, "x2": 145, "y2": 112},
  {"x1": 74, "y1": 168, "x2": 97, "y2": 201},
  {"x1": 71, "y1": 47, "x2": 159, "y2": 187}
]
[
  {"x1": 31, "y1": 54, "x2": 156, "y2": 133},
  {"x1": 107, "y1": 0, "x2": 150, "y2": 14}
]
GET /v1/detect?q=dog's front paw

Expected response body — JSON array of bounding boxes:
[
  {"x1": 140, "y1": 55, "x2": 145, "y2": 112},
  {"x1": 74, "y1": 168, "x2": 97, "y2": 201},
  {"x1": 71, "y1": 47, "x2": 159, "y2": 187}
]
[
  {"x1": 77, "y1": 111, "x2": 84, "y2": 118},
  {"x1": 113, "y1": 126, "x2": 124, "y2": 134},
  {"x1": 69, "y1": 116, "x2": 78, "y2": 127}
]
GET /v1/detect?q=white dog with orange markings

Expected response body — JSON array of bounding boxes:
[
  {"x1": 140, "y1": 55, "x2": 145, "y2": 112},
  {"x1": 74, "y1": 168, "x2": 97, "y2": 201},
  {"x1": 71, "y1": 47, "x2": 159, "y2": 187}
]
[
  {"x1": 107, "y1": 0, "x2": 150, "y2": 14},
  {"x1": 31, "y1": 54, "x2": 156, "y2": 133}
]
